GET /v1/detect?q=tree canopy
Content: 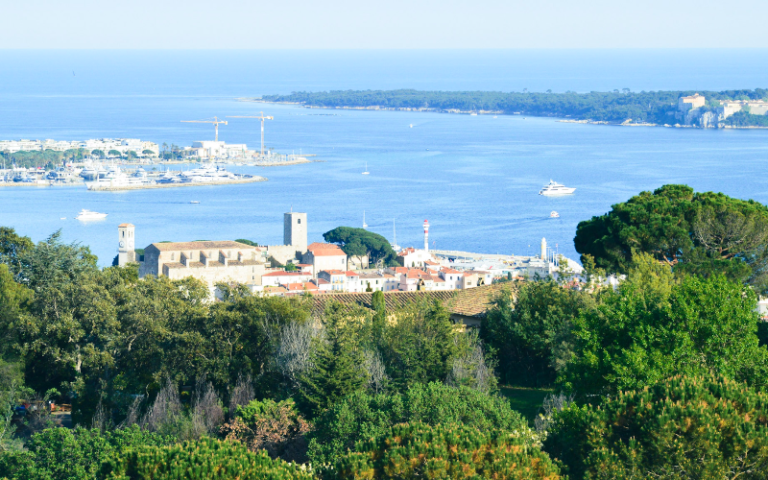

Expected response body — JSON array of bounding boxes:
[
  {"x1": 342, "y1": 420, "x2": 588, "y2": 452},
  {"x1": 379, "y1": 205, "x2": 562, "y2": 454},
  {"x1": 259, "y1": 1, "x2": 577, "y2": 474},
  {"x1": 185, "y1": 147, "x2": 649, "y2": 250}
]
[
  {"x1": 323, "y1": 226, "x2": 397, "y2": 266},
  {"x1": 546, "y1": 374, "x2": 768, "y2": 480},
  {"x1": 561, "y1": 255, "x2": 768, "y2": 395},
  {"x1": 574, "y1": 184, "x2": 768, "y2": 291}
]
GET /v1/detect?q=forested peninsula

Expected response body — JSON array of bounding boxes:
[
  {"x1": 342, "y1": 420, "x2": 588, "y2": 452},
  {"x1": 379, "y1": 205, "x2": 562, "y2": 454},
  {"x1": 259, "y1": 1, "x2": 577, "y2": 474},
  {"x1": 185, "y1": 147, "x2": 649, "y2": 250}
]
[{"x1": 255, "y1": 88, "x2": 768, "y2": 128}]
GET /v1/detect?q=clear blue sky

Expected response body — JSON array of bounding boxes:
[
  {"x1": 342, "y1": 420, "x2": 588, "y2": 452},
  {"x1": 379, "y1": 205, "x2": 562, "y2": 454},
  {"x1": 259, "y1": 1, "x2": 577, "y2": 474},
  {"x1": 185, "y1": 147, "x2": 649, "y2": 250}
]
[{"x1": 4, "y1": 0, "x2": 768, "y2": 49}]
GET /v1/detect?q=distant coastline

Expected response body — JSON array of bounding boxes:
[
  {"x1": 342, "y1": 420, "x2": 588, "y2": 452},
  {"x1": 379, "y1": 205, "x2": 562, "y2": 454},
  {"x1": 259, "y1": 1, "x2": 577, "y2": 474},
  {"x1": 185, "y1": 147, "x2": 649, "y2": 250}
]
[{"x1": 242, "y1": 88, "x2": 768, "y2": 129}]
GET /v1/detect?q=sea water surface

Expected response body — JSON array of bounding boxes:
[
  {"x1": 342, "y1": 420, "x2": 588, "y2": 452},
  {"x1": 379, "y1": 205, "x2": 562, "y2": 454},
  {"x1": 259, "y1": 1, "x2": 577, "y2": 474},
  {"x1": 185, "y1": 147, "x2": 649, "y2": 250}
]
[{"x1": 1, "y1": 50, "x2": 768, "y2": 265}]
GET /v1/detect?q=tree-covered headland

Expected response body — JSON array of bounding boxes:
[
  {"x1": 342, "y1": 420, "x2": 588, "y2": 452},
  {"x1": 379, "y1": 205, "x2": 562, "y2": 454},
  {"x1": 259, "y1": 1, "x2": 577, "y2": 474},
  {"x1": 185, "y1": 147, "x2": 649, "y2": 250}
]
[
  {"x1": 259, "y1": 88, "x2": 768, "y2": 127},
  {"x1": 3, "y1": 184, "x2": 768, "y2": 479}
]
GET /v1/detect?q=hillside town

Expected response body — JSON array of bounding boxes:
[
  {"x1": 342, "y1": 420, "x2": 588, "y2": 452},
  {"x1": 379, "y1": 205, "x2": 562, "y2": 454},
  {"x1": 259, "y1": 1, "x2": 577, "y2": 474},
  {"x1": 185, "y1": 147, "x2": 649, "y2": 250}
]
[{"x1": 118, "y1": 213, "x2": 580, "y2": 300}]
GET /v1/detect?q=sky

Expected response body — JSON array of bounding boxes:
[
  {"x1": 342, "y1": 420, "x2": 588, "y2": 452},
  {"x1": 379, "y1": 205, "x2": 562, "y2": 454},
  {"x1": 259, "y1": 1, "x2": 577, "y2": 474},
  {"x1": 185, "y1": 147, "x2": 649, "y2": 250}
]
[{"x1": 3, "y1": 0, "x2": 768, "y2": 49}]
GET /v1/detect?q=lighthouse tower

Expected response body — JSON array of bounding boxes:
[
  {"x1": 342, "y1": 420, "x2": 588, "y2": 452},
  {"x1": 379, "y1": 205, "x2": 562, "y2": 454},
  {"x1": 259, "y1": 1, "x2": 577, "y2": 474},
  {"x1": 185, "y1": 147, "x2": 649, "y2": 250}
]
[{"x1": 424, "y1": 219, "x2": 430, "y2": 252}]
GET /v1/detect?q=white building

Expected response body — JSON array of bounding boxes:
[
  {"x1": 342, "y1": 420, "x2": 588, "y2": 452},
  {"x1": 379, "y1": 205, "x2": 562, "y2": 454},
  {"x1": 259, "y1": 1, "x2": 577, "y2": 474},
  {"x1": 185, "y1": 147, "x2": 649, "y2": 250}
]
[
  {"x1": 303, "y1": 243, "x2": 348, "y2": 277},
  {"x1": 183, "y1": 141, "x2": 248, "y2": 160},
  {"x1": 0, "y1": 138, "x2": 159, "y2": 157},
  {"x1": 261, "y1": 271, "x2": 313, "y2": 287}
]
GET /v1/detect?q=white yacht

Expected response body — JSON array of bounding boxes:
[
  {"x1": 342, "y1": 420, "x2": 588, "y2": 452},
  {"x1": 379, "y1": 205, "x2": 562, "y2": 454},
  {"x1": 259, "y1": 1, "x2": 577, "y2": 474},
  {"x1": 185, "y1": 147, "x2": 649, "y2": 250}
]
[
  {"x1": 75, "y1": 209, "x2": 108, "y2": 220},
  {"x1": 362, "y1": 163, "x2": 370, "y2": 175},
  {"x1": 539, "y1": 180, "x2": 576, "y2": 196},
  {"x1": 550, "y1": 211, "x2": 560, "y2": 218},
  {"x1": 180, "y1": 165, "x2": 238, "y2": 183}
]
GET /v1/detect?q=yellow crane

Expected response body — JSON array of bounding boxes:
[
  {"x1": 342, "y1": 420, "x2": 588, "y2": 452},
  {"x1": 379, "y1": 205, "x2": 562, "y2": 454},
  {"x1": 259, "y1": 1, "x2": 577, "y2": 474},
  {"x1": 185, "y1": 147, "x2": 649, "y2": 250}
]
[
  {"x1": 227, "y1": 112, "x2": 273, "y2": 156},
  {"x1": 181, "y1": 116, "x2": 228, "y2": 142}
]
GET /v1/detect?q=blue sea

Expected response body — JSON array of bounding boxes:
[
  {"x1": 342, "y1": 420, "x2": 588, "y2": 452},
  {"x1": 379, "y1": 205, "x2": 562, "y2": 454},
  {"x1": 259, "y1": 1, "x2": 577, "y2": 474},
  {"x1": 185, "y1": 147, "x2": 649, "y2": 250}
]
[{"x1": 2, "y1": 49, "x2": 768, "y2": 266}]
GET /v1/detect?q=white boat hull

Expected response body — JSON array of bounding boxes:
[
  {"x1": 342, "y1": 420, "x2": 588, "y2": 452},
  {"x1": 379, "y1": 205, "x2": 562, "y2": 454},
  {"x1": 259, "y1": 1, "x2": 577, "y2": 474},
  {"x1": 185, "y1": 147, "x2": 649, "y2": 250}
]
[{"x1": 540, "y1": 188, "x2": 576, "y2": 196}]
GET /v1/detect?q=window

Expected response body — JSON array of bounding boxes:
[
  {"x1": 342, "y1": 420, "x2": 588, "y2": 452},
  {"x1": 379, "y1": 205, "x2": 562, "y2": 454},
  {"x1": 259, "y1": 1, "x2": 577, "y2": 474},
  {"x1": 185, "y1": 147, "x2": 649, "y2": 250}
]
[
  {"x1": 297, "y1": 219, "x2": 301, "y2": 224},
  {"x1": 171, "y1": 253, "x2": 175, "y2": 261},
  {"x1": 122, "y1": 231, "x2": 125, "y2": 238}
]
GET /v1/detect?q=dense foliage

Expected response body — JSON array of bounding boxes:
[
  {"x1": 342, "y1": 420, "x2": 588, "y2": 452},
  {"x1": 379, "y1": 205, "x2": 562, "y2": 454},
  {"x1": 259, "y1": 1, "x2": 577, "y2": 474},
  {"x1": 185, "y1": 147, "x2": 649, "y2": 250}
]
[
  {"x1": 322, "y1": 227, "x2": 397, "y2": 267},
  {"x1": 307, "y1": 382, "x2": 526, "y2": 464},
  {"x1": 574, "y1": 184, "x2": 768, "y2": 292},
  {"x1": 0, "y1": 426, "x2": 174, "y2": 480},
  {"x1": 724, "y1": 110, "x2": 768, "y2": 127},
  {"x1": 546, "y1": 375, "x2": 768, "y2": 480},
  {"x1": 260, "y1": 88, "x2": 768, "y2": 125},
  {"x1": 102, "y1": 437, "x2": 313, "y2": 480},
  {"x1": 330, "y1": 422, "x2": 561, "y2": 480},
  {"x1": 482, "y1": 282, "x2": 593, "y2": 387},
  {"x1": 562, "y1": 257, "x2": 768, "y2": 394}
]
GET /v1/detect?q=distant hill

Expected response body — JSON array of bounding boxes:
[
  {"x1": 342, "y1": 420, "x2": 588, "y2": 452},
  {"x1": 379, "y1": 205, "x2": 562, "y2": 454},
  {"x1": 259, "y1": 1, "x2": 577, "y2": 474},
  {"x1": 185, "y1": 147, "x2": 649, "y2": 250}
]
[{"x1": 257, "y1": 89, "x2": 768, "y2": 128}]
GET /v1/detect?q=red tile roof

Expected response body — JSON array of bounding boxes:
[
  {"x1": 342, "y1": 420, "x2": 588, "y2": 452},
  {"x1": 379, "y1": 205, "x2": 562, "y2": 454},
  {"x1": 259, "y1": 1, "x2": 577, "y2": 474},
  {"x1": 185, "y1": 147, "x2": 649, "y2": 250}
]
[
  {"x1": 307, "y1": 242, "x2": 346, "y2": 256},
  {"x1": 152, "y1": 240, "x2": 256, "y2": 251}
]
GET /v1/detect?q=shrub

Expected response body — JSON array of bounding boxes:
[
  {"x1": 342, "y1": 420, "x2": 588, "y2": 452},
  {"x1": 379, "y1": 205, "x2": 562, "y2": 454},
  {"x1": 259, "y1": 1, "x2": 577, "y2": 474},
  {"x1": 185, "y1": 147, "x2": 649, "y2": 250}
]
[
  {"x1": 101, "y1": 436, "x2": 313, "y2": 480},
  {"x1": 221, "y1": 398, "x2": 310, "y2": 463},
  {"x1": 562, "y1": 273, "x2": 768, "y2": 395},
  {"x1": 308, "y1": 382, "x2": 528, "y2": 464},
  {"x1": 329, "y1": 422, "x2": 562, "y2": 480},
  {"x1": 0, "y1": 426, "x2": 174, "y2": 480},
  {"x1": 545, "y1": 374, "x2": 768, "y2": 479}
]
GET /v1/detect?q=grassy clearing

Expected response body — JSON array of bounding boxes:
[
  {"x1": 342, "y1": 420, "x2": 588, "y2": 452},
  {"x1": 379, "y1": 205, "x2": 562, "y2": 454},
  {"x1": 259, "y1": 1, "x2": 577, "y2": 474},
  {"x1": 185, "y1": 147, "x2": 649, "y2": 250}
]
[{"x1": 499, "y1": 386, "x2": 553, "y2": 425}]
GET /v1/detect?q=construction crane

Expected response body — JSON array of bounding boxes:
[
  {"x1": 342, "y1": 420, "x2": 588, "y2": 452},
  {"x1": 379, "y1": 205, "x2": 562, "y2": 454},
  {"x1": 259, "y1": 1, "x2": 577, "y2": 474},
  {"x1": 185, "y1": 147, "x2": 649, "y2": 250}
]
[
  {"x1": 227, "y1": 112, "x2": 273, "y2": 156},
  {"x1": 181, "y1": 117, "x2": 228, "y2": 142}
]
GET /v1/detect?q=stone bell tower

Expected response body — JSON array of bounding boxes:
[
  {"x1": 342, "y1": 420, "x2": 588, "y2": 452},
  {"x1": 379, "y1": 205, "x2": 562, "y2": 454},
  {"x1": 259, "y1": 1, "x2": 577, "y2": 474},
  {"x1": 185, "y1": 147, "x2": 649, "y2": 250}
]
[{"x1": 118, "y1": 223, "x2": 136, "y2": 266}]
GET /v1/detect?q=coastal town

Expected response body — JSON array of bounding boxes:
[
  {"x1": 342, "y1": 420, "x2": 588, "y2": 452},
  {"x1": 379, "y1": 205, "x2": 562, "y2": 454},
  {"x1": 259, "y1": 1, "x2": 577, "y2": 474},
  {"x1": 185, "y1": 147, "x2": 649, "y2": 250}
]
[{"x1": 118, "y1": 212, "x2": 583, "y2": 302}]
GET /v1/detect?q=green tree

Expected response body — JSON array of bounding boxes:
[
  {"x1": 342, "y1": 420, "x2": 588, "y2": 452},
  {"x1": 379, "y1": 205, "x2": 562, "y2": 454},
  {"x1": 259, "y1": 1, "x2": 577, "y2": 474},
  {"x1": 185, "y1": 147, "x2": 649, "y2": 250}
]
[
  {"x1": 308, "y1": 382, "x2": 528, "y2": 464},
  {"x1": 299, "y1": 305, "x2": 368, "y2": 417},
  {"x1": 379, "y1": 300, "x2": 458, "y2": 390},
  {"x1": 371, "y1": 290, "x2": 386, "y2": 345},
  {"x1": 561, "y1": 262, "x2": 768, "y2": 395},
  {"x1": 323, "y1": 226, "x2": 397, "y2": 266},
  {"x1": 330, "y1": 422, "x2": 561, "y2": 480},
  {"x1": 574, "y1": 185, "x2": 768, "y2": 291},
  {"x1": 481, "y1": 283, "x2": 591, "y2": 387},
  {"x1": 0, "y1": 227, "x2": 34, "y2": 275},
  {"x1": 546, "y1": 374, "x2": 768, "y2": 480}
]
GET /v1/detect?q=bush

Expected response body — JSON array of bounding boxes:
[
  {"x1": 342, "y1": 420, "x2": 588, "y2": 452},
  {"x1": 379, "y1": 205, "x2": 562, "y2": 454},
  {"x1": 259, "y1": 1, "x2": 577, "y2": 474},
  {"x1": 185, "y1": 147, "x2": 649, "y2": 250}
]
[
  {"x1": 308, "y1": 382, "x2": 528, "y2": 464},
  {"x1": 545, "y1": 375, "x2": 768, "y2": 480},
  {"x1": 222, "y1": 398, "x2": 310, "y2": 463},
  {"x1": 481, "y1": 282, "x2": 591, "y2": 387},
  {"x1": 562, "y1": 273, "x2": 768, "y2": 395},
  {"x1": 101, "y1": 436, "x2": 313, "y2": 480},
  {"x1": 0, "y1": 426, "x2": 174, "y2": 480},
  {"x1": 329, "y1": 422, "x2": 562, "y2": 480}
]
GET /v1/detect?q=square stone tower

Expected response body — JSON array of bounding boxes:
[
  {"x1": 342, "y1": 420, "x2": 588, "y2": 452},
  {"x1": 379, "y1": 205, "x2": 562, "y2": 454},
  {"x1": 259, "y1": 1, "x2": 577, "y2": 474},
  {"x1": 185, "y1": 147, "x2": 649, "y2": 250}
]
[
  {"x1": 118, "y1": 223, "x2": 136, "y2": 266},
  {"x1": 284, "y1": 212, "x2": 307, "y2": 253}
]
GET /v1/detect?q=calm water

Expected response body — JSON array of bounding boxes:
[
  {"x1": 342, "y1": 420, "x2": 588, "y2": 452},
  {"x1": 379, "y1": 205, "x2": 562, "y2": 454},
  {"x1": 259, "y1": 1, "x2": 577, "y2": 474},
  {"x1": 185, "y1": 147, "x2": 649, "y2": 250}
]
[{"x1": 1, "y1": 50, "x2": 768, "y2": 265}]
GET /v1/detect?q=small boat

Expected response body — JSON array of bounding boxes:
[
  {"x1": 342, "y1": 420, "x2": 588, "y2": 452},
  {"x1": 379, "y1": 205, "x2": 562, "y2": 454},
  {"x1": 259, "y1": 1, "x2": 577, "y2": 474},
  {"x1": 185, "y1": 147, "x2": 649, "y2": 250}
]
[
  {"x1": 539, "y1": 180, "x2": 576, "y2": 196},
  {"x1": 470, "y1": 113, "x2": 478, "y2": 116},
  {"x1": 363, "y1": 211, "x2": 368, "y2": 229},
  {"x1": 60, "y1": 217, "x2": 66, "y2": 220},
  {"x1": 409, "y1": 124, "x2": 413, "y2": 128},
  {"x1": 75, "y1": 209, "x2": 108, "y2": 221},
  {"x1": 190, "y1": 201, "x2": 200, "y2": 204},
  {"x1": 550, "y1": 211, "x2": 560, "y2": 218},
  {"x1": 362, "y1": 163, "x2": 370, "y2": 175}
]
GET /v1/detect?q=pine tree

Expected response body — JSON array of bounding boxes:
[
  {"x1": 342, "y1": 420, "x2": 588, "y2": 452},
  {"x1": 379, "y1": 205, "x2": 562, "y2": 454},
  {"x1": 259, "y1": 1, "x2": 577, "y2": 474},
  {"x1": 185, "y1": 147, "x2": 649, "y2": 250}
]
[
  {"x1": 371, "y1": 290, "x2": 386, "y2": 346},
  {"x1": 299, "y1": 306, "x2": 368, "y2": 417}
]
